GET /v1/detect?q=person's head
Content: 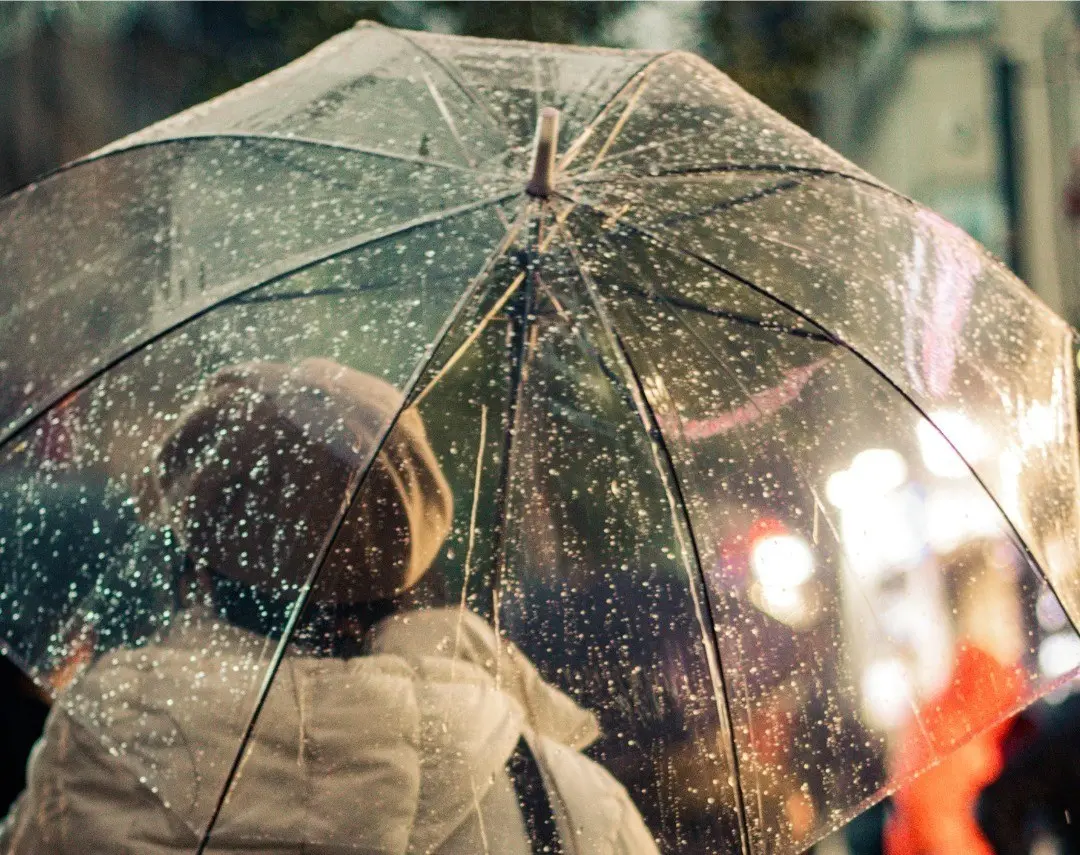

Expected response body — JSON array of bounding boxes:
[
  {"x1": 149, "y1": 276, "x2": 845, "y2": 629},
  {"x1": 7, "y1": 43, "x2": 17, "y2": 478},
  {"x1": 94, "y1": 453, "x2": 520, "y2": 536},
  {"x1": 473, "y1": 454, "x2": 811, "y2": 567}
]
[{"x1": 155, "y1": 358, "x2": 453, "y2": 610}]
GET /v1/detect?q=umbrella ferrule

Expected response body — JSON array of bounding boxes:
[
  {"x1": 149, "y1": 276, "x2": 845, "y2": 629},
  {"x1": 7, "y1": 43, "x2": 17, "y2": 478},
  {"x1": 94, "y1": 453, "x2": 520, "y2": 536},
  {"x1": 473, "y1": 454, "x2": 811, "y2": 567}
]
[{"x1": 526, "y1": 107, "x2": 559, "y2": 198}]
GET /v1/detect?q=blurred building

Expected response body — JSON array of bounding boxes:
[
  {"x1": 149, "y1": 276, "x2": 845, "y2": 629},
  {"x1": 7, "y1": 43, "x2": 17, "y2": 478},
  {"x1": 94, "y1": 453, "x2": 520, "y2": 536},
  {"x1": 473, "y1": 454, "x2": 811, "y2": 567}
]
[
  {"x1": 817, "y1": 1, "x2": 1080, "y2": 326},
  {"x1": 1047, "y1": 7, "x2": 1080, "y2": 327}
]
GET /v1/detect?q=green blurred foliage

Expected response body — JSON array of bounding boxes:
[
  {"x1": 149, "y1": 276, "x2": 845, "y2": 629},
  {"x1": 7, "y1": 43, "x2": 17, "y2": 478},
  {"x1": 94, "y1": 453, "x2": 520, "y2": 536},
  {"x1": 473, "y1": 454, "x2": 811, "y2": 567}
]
[
  {"x1": 204, "y1": 1, "x2": 875, "y2": 132},
  {"x1": 700, "y1": 3, "x2": 873, "y2": 129},
  {"x1": 0, "y1": 1, "x2": 877, "y2": 193}
]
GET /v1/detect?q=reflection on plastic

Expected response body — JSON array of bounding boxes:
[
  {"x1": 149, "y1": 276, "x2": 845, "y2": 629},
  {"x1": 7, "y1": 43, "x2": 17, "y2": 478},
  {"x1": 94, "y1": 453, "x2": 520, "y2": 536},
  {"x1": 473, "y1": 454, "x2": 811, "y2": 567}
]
[{"x1": 1, "y1": 21, "x2": 1079, "y2": 855}]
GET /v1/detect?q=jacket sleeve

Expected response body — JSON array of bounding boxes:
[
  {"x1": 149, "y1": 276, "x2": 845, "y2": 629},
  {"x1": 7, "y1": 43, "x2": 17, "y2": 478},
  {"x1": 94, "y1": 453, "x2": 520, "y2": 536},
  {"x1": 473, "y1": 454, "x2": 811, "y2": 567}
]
[
  {"x1": 368, "y1": 608, "x2": 601, "y2": 750},
  {"x1": 0, "y1": 725, "x2": 61, "y2": 855},
  {"x1": 0, "y1": 753, "x2": 40, "y2": 855},
  {"x1": 536, "y1": 736, "x2": 660, "y2": 855},
  {"x1": 0, "y1": 705, "x2": 197, "y2": 855}
]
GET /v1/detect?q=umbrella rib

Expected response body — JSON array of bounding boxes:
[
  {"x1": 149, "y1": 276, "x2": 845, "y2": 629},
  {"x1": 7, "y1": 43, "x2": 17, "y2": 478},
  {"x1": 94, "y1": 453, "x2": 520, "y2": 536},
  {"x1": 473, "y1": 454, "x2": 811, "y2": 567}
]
[
  {"x1": 571, "y1": 162, "x2": 908, "y2": 207},
  {"x1": 11, "y1": 132, "x2": 488, "y2": 201},
  {"x1": 606, "y1": 294, "x2": 938, "y2": 848},
  {"x1": 591, "y1": 284, "x2": 782, "y2": 836},
  {"x1": 394, "y1": 29, "x2": 514, "y2": 146},
  {"x1": 558, "y1": 231, "x2": 754, "y2": 855},
  {"x1": 487, "y1": 226, "x2": 539, "y2": 680},
  {"x1": 566, "y1": 126, "x2": 704, "y2": 172},
  {"x1": 576, "y1": 160, "x2": 889, "y2": 189},
  {"x1": 412, "y1": 200, "x2": 577, "y2": 406},
  {"x1": 0, "y1": 189, "x2": 521, "y2": 457},
  {"x1": 650, "y1": 176, "x2": 814, "y2": 228},
  {"x1": 585, "y1": 168, "x2": 1040, "y2": 341},
  {"x1": 532, "y1": 274, "x2": 627, "y2": 388},
  {"x1": 555, "y1": 190, "x2": 849, "y2": 343},
  {"x1": 558, "y1": 51, "x2": 672, "y2": 175},
  {"x1": 422, "y1": 70, "x2": 479, "y2": 170},
  {"x1": 566, "y1": 171, "x2": 827, "y2": 233},
  {"x1": 555, "y1": 199, "x2": 834, "y2": 342},
  {"x1": 560, "y1": 194, "x2": 1080, "y2": 642},
  {"x1": 194, "y1": 203, "x2": 532, "y2": 854},
  {"x1": 452, "y1": 401, "x2": 489, "y2": 671},
  {"x1": 651, "y1": 296, "x2": 941, "y2": 772},
  {"x1": 651, "y1": 298, "x2": 1080, "y2": 839},
  {"x1": 583, "y1": 73, "x2": 650, "y2": 173},
  {"x1": 239, "y1": 282, "x2": 406, "y2": 304},
  {"x1": 415, "y1": 69, "x2": 508, "y2": 234},
  {"x1": 618, "y1": 284, "x2": 836, "y2": 343}
]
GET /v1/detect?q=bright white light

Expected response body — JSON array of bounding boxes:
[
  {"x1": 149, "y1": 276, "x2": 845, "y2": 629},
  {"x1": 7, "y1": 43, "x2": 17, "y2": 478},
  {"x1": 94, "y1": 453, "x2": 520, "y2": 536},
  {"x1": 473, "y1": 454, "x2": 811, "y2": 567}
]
[
  {"x1": 826, "y1": 469, "x2": 856, "y2": 508},
  {"x1": 852, "y1": 448, "x2": 908, "y2": 492},
  {"x1": 917, "y1": 411, "x2": 990, "y2": 478},
  {"x1": 750, "y1": 572, "x2": 815, "y2": 629},
  {"x1": 877, "y1": 501, "x2": 924, "y2": 565},
  {"x1": 838, "y1": 490, "x2": 924, "y2": 578},
  {"x1": 750, "y1": 579, "x2": 811, "y2": 629},
  {"x1": 861, "y1": 658, "x2": 912, "y2": 731},
  {"x1": 826, "y1": 448, "x2": 908, "y2": 508},
  {"x1": 761, "y1": 582, "x2": 801, "y2": 613},
  {"x1": 1019, "y1": 402, "x2": 1058, "y2": 449},
  {"x1": 1038, "y1": 632, "x2": 1080, "y2": 680},
  {"x1": 1037, "y1": 587, "x2": 1069, "y2": 633},
  {"x1": 924, "y1": 487, "x2": 1001, "y2": 553},
  {"x1": 751, "y1": 534, "x2": 815, "y2": 590}
]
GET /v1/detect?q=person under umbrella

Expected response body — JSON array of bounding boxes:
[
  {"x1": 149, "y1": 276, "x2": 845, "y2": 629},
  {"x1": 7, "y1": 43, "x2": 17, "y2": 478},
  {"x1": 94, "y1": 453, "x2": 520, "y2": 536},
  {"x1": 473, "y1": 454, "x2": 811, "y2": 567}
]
[{"x1": 0, "y1": 358, "x2": 658, "y2": 855}]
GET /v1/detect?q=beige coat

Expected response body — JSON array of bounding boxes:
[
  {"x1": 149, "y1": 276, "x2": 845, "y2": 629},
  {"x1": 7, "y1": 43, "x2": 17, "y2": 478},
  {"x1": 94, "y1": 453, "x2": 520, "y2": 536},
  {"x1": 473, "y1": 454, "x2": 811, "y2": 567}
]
[{"x1": 1, "y1": 607, "x2": 659, "y2": 855}]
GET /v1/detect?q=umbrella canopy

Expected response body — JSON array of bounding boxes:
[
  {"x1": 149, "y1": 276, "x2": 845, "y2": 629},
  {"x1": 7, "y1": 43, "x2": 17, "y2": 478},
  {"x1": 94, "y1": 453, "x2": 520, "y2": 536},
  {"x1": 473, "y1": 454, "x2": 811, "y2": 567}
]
[{"x1": 2, "y1": 21, "x2": 1080, "y2": 855}]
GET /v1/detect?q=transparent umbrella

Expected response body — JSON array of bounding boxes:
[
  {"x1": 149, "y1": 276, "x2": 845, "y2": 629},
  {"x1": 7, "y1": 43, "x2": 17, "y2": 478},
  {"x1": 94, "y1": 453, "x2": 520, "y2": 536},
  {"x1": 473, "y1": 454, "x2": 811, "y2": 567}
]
[{"x1": 1, "y1": 21, "x2": 1079, "y2": 855}]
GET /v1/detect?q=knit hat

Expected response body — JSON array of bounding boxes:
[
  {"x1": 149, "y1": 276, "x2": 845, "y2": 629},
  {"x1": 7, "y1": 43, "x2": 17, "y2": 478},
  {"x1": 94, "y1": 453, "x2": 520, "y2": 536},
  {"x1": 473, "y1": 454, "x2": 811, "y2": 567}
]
[{"x1": 156, "y1": 358, "x2": 452, "y2": 603}]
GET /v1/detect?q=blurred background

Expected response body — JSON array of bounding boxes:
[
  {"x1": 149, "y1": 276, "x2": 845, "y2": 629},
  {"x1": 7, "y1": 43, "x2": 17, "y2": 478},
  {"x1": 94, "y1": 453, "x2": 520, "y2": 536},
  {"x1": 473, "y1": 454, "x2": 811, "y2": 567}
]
[
  {"x1": 4, "y1": 4, "x2": 1080, "y2": 855},
  {"x1": 4, "y1": 0, "x2": 1080, "y2": 327}
]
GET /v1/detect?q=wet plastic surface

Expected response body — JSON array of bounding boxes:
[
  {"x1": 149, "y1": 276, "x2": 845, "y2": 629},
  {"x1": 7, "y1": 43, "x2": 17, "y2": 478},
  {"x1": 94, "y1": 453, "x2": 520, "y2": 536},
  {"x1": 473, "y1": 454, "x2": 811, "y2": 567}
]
[{"x1": 1, "y1": 22, "x2": 1078, "y2": 855}]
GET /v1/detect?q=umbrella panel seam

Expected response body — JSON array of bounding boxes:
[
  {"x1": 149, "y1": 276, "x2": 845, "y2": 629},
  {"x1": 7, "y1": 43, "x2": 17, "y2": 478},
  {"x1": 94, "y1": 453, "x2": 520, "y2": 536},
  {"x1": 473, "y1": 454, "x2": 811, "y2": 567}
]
[
  {"x1": 558, "y1": 228, "x2": 755, "y2": 855},
  {"x1": 0, "y1": 189, "x2": 522, "y2": 459},
  {"x1": 640, "y1": 285, "x2": 942, "y2": 818},
  {"x1": 557, "y1": 51, "x2": 675, "y2": 176},
  {"x1": 193, "y1": 201, "x2": 534, "y2": 853},
  {"x1": 560, "y1": 194, "x2": 1080, "y2": 646},
  {"x1": 572, "y1": 163, "x2": 896, "y2": 202},
  {"x1": 569, "y1": 167, "x2": 1042, "y2": 295},
  {"x1": 1, "y1": 133, "x2": 493, "y2": 205}
]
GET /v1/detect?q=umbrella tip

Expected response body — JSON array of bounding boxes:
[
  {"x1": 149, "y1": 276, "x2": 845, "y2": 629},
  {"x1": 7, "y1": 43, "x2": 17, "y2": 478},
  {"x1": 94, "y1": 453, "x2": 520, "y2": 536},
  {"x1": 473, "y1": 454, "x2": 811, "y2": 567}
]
[{"x1": 526, "y1": 107, "x2": 560, "y2": 198}]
